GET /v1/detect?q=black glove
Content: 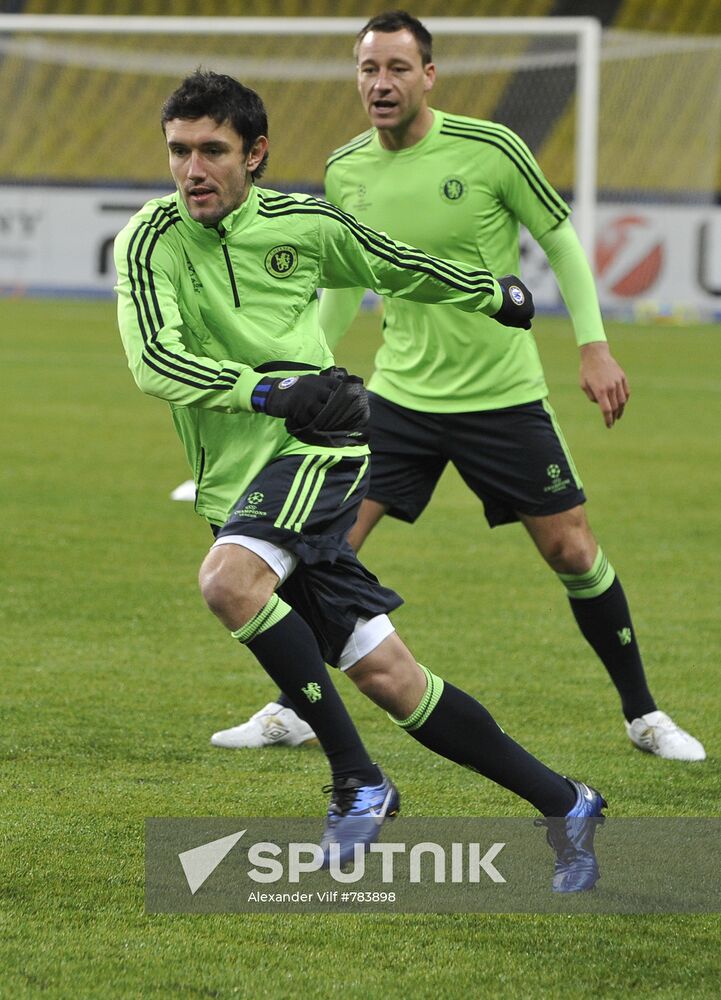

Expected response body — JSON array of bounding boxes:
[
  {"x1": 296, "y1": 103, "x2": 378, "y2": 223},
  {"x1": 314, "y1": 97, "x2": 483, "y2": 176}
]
[
  {"x1": 286, "y1": 367, "x2": 370, "y2": 447},
  {"x1": 251, "y1": 371, "x2": 337, "y2": 423},
  {"x1": 491, "y1": 275, "x2": 534, "y2": 330},
  {"x1": 251, "y1": 367, "x2": 370, "y2": 447}
]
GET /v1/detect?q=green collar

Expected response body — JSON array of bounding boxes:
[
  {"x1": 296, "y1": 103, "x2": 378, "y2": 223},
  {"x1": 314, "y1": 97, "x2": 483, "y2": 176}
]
[
  {"x1": 175, "y1": 184, "x2": 260, "y2": 242},
  {"x1": 371, "y1": 108, "x2": 443, "y2": 161}
]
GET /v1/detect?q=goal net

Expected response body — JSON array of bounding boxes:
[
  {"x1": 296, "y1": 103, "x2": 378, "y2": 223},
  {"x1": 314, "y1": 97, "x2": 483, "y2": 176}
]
[
  {"x1": 1, "y1": 14, "x2": 719, "y2": 313},
  {"x1": 0, "y1": 16, "x2": 600, "y2": 244}
]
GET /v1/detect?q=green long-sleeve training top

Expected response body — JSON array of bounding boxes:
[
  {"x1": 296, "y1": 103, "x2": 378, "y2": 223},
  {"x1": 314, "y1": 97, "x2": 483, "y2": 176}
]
[{"x1": 115, "y1": 184, "x2": 506, "y2": 524}]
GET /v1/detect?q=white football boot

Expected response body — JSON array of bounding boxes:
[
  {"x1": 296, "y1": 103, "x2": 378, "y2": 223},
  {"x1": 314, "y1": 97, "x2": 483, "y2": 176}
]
[
  {"x1": 211, "y1": 702, "x2": 318, "y2": 749},
  {"x1": 625, "y1": 710, "x2": 706, "y2": 761}
]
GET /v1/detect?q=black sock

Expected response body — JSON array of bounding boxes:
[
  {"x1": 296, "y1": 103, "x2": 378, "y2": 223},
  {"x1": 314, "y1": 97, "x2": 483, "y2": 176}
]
[
  {"x1": 237, "y1": 600, "x2": 379, "y2": 786},
  {"x1": 276, "y1": 690, "x2": 309, "y2": 723},
  {"x1": 569, "y1": 576, "x2": 656, "y2": 722},
  {"x1": 396, "y1": 670, "x2": 576, "y2": 816}
]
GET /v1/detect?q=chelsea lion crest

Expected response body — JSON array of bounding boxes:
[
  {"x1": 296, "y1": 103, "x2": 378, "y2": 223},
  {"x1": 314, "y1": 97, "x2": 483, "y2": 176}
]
[
  {"x1": 440, "y1": 176, "x2": 467, "y2": 203},
  {"x1": 265, "y1": 245, "x2": 299, "y2": 278}
]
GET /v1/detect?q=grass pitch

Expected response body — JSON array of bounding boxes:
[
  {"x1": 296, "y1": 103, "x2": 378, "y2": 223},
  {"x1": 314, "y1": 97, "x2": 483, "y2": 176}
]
[{"x1": 2, "y1": 299, "x2": 720, "y2": 998}]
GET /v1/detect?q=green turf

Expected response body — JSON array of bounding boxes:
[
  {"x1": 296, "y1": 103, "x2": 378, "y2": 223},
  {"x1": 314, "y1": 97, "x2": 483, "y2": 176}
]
[{"x1": 2, "y1": 299, "x2": 720, "y2": 998}]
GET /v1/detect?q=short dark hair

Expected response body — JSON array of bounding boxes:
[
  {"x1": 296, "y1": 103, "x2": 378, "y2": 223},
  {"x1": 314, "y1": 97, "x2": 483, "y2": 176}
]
[
  {"x1": 161, "y1": 69, "x2": 269, "y2": 180},
  {"x1": 355, "y1": 10, "x2": 433, "y2": 65}
]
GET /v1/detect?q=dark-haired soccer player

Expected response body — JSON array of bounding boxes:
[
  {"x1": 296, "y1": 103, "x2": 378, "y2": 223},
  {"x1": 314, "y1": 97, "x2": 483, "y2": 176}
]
[
  {"x1": 220, "y1": 10, "x2": 704, "y2": 761},
  {"x1": 117, "y1": 69, "x2": 605, "y2": 888}
]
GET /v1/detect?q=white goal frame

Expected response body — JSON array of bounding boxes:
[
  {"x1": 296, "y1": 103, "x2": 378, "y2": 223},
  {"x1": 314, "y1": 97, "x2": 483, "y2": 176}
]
[{"x1": 0, "y1": 14, "x2": 601, "y2": 259}]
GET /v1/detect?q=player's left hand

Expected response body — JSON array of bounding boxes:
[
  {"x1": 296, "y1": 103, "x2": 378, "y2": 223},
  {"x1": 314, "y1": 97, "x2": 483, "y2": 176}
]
[
  {"x1": 579, "y1": 341, "x2": 630, "y2": 428},
  {"x1": 285, "y1": 366, "x2": 371, "y2": 447},
  {"x1": 491, "y1": 275, "x2": 535, "y2": 330}
]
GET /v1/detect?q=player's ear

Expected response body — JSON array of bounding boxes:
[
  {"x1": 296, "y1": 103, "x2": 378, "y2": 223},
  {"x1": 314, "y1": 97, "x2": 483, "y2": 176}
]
[
  {"x1": 247, "y1": 135, "x2": 269, "y2": 172},
  {"x1": 423, "y1": 61, "x2": 436, "y2": 93}
]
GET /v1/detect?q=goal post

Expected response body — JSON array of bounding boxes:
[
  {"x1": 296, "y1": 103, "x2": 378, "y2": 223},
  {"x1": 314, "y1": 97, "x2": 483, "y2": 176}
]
[{"x1": 0, "y1": 13, "x2": 601, "y2": 259}]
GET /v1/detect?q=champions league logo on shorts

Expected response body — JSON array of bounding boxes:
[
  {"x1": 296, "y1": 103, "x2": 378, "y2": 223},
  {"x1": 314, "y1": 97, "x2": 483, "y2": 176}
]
[
  {"x1": 265, "y1": 245, "x2": 299, "y2": 278},
  {"x1": 440, "y1": 177, "x2": 467, "y2": 203},
  {"x1": 544, "y1": 463, "x2": 571, "y2": 495},
  {"x1": 232, "y1": 490, "x2": 268, "y2": 520}
]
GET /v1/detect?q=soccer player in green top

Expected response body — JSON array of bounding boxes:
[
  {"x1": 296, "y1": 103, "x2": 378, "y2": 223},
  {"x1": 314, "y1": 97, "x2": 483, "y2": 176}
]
[
  {"x1": 116, "y1": 69, "x2": 607, "y2": 889},
  {"x1": 218, "y1": 10, "x2": 704, "y2": 762}
]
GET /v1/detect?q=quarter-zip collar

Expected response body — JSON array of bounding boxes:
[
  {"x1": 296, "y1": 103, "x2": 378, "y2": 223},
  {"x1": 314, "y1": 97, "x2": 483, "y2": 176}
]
[{"x1": 175, "y1": 183, "x2": 260, "y2": 244}]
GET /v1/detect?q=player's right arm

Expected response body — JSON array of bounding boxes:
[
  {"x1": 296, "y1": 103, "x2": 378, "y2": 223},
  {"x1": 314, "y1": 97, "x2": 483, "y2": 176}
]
[
  {"x1": 114, "y1": 220, "x2": 260, "y2": 413},
  {"x1": 315, "y1": 200, "x2": 532, "y2": 328},
  {"x1": 493, "y1": 126, "x2": 628, "y2": 425},
  {"x1": 538, "y1": 221, "x2": 629, "y2": 426}
]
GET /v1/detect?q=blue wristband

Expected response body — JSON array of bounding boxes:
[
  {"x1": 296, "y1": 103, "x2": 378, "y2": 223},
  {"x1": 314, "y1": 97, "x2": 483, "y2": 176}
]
[{"x1": 251, "y1": 378, "x2": 273, "y2": 412}]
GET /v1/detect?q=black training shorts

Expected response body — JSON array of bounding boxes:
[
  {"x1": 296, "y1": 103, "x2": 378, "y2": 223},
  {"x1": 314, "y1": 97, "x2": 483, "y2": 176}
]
[
  {"x1": 366, "y1": 394, "x2": 586, "y2": 527},
  {"x1": 214, "y1": 453, "x2": 402, "y2": 666}
]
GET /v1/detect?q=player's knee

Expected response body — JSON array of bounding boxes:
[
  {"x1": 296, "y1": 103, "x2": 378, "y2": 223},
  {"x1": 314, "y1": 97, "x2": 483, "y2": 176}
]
[
  {"x1": 353, "y1": 667, "x2": 411, "y2": 716},
  {"x1": 351, "y1": 663, "x2": 396, "y2": 704},
  {"x1": 199, "y1": 559, "x2": 238, "y2": 617},
  {"x1": 348, "y1": 644, "x2": 423, "y2": 715},
  {"x1": 198, "y1": 549, "x2": 272, "y2": 624},
  {"x1": 544, "y1": 531, "x2": 597, "y2": 574}
]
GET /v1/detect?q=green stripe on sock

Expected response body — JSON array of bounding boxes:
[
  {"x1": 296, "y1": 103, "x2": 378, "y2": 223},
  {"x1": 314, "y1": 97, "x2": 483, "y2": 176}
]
[
  {"x1": 559, "y1": 547, "x2": 616, "y2": 599},
  {"x1": 231, "y1": 594, "x2": 292, "y2": 644},
  {"x1": 389, "y1": 665, "x2": 445, "y2": 732}
]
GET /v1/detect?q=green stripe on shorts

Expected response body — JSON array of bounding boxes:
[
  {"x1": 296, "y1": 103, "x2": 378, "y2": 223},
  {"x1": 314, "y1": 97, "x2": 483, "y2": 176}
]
[
  {"x1": 291, "y1": 456, "x2": 342, "y2": 532},
  {"x1": 542, "y1": 398, "x2": 583, "y2": 490},
  {"x1": 343, "y1": 456, "x2": 369, "y2": 503},
  {"x1": 274, "y1": 454, "x2": 347, "y2": 534}
]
